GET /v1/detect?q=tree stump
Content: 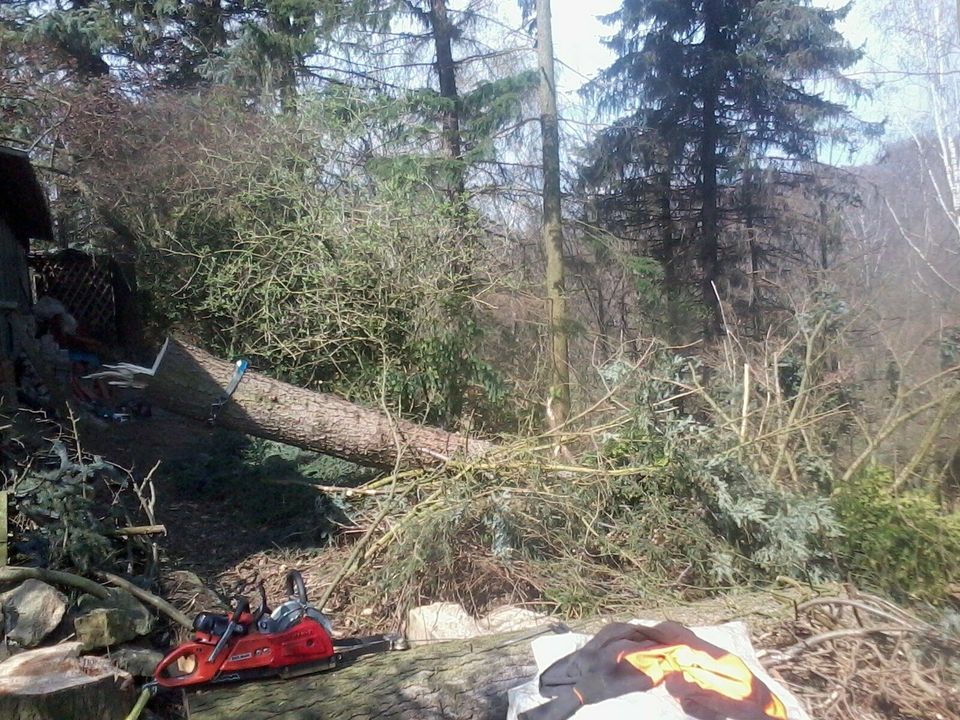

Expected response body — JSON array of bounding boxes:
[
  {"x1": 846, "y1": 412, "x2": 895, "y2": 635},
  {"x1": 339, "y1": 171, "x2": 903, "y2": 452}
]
[
  {"x1": 0, "y1": 642, "x2": 135, "y2": 720},
  {"x1": 187, "y1": 631, "x2": 538, "y2": 720}
]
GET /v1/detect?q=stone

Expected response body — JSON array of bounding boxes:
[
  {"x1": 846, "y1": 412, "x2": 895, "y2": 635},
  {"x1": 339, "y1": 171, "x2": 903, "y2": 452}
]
[
  {"x1": 161, "y1": 570, "x2": 226, "y2": 615},
  {"x1": 406, "y1": 602, "x2": 481, "y2": 642},
  {"x1": 0, "y1": 579, "x2": 67, "y2": 647},
  {"x1": 77, "y1": 588, "x2": 155, "y2": 637},
  {"x1": 108, "y1": 645, "x2": 164, "y2": 677},
  {"x1": 74, "y1": 608, "x2": 139, "y2": 651},
  {"x1": 480, "y1": 605, "x2": 549, "y2": 634}
]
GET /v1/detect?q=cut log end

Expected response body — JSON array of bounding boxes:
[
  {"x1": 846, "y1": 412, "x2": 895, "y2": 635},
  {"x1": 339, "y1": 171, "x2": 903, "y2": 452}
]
[{"x1": 0, "y1": 642, "x2": 136, "y2": 720}]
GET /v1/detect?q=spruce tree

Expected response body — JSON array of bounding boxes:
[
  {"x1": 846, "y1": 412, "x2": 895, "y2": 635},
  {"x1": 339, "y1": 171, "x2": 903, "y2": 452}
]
[{"x1": 584, "y1": 0, "x2": 862, "y2": 336}]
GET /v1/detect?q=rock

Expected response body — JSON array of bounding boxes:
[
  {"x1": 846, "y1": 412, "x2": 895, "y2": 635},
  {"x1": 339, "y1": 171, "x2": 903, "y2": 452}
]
[
  {"x1": 74, "y1": 608, "x2": 139, "y2": 650},
  {"x1": 480, "y1": 605, "x2": 549, "y2": 634},
  {"x1": 0, "y1": 579, "x2": 67, "y2": 647},
  {"x1": 161, "y1": 570, "x2": 226, "y2": 615},
  {"x1": 108, "y1": 645, "x2": 163, "y2": 677},
  {"x1": 0, "y1": 641, "x2": 135, "y2": 720},
  {"x1": 406, "y1": 602, "x2": 551, "y2": 642},
  {"x1": 406, "y1": 602, "x2": 482, "y2": 642},
  {"x1": 77, "y1": 588, "x2": 155, "y2": 636}
]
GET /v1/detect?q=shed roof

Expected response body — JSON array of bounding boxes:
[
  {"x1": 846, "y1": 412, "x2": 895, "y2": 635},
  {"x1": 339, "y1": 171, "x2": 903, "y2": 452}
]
[{"x1": 0, "y1": 146, "x2": 54, "y2": 249}]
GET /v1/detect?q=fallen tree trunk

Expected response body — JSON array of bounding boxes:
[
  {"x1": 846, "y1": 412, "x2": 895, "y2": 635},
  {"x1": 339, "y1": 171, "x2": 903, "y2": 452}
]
[
  {"x1": 126, "y1": 339, "x2": 491, "y2": 470},
  {"x1": 187, "y1": 631, "x2": 537, "y2": 720}
]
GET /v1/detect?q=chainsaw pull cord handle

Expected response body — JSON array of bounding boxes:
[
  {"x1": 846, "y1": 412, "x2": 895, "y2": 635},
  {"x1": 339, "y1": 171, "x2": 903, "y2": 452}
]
[{"x1": 207, "y1": 595, "x2": 250, "y2": 664}]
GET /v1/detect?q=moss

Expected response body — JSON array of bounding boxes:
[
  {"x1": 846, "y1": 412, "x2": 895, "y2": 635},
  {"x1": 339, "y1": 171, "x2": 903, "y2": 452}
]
[{"x1": 833, "y1": 467, "x2": 960, "y2": 601}]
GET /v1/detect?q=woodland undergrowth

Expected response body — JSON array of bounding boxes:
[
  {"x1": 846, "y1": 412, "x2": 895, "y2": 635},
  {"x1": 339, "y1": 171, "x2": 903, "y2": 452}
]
[{"x1": 311, "y1": 315, "x2": 960, "y2": 623}]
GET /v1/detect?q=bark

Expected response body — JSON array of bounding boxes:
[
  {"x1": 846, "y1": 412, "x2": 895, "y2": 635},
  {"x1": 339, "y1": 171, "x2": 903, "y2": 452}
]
[
  {"x1": 701, "y1": 0, "x2": 723, "y2": 337},
  {"x1": 656, "y1": 167, "x2": 682, "y2": 338},
  {"x1": 537, "y1": 0, "x2": 571, "y2": 429},
  {"x1": 429, "y1": 0, "x2": 466, "y2": 200},
  {"x1": 141, "y1": 338, "x2": 492, "y2": 470},
  {"x1": 0, "y1": 642, "x2": 135, "y2": 720},
  {"x1": 186, "y1": 631, "x2": 537, "y2": 720}
]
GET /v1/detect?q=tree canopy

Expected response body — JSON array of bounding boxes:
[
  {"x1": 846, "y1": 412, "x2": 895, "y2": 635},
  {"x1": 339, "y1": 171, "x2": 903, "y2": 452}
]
[{"x1": 583, "y1": 0, "x2": 863, "y2": 334}]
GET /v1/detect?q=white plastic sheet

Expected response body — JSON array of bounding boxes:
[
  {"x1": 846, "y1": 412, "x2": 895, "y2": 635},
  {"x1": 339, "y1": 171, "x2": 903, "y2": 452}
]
[{"x1": 507, "y1": 621, "x2": 811, "y2": 720}]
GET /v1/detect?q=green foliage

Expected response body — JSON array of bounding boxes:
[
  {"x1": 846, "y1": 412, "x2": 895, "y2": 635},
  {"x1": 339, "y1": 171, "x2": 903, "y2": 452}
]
[
  {"x1": 460, "y1": 71, "x2": 539, "y2": 163},
  {"x1": 7, "y1": 0, "x2": 380, "y2": 90},
  {"x1": 362, "y1": 347, "x2": 846, "y2": 618},
  {"x1": 582, "y1": 0, "x2": 865, "y2": 324},
  {"x1": 598, "y1": 350, "x2": 843, "y2": 585},
  {"x1": 941, "y1": 327, "x2": 960, "y2": 370},
  {"x1": 833, "y1": 467, "x2": 960, "y2": 601},
  {"x1": 379, "y1": 322, "x2": 510, "y2": 426},
  {"x1": 11, "y1": 442, "x2": 116, "y2": 572},
  {"x1": 2, "y1": 419, "x2": 155, "y2": 576},
  {"x1": 105, "y1": 89, "x2": 512, "y2": 429}
]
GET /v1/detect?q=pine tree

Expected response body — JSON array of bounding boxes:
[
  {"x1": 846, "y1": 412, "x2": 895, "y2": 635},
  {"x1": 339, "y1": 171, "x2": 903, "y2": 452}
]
[
  {"x1": 2, "y1": 0, "x2": 374, "y2": 96},
  {"x1": 584, "y1": 0, "x2": 863, "y2": 336}
]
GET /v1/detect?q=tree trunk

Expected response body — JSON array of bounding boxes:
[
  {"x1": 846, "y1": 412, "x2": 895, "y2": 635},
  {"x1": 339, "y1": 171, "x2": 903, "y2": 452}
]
[
  {"x1": 0, "y1": 642, "x2": 135, "y2": 720},
  {"x1": 429, "y1": 0, "x2": 466, "y2": 200},
  {"x1": 537, "y1": 0, "x2": 571, "y2": 430},
  {"x1": 656, "y1": 166, "x2": 682, "y2": 340},
  {"x1": 139, "y1": 339, "x2": 491, "y2": 470},
  {"x1": 700, "y1": 0, "x2": 723, "y2": 337},
  {"x1": 186, "y1": 631, "x2": 537, "y2": 720}
]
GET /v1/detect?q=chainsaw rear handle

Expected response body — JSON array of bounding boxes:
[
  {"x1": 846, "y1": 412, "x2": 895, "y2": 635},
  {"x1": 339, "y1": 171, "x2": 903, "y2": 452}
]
[{"x1": 286, "y1": 570, "x2": 308, "y2": 604}]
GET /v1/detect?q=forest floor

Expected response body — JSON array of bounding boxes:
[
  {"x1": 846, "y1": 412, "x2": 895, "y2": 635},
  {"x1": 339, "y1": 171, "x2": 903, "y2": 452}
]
[
  {"x1": 77, "y1": 409, "x2": 359, "y2": 624},
  {"x1": 74, "y1": 408, "x2": 960, "y2": 720},
  {"x1": 76, "y1": 408, "x2": 805, "y2": 629}
]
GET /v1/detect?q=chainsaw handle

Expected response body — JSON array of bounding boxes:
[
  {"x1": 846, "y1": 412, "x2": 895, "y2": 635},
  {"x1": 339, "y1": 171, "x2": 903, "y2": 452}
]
[
  {"x1": 207, "y1": 595, "x2": 250, "y2": 664},
  {"x1": 286, "y1": 570, "x2": 308, "y2": 603},
  {"x1": 155, "y1": 642, "x2": 211, "y2": 687},
  {"x1": 230, "y1": 595, "x2": 251, "y2": 622},
  {"x1": 254, "y1": 583, "x2": 269, "y2": 622}
]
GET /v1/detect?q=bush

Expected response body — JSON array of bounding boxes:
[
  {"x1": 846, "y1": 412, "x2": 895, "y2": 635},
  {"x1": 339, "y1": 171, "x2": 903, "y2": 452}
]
[
  {"x1": 832, "y1": 467, "x2": 960, "y2": 601},
  {"x1": 87, "y1": 88, "x2": 514, "y2": 430},
  {"x1": 352, "y1": 347, "x2": 845, "y2": 618},
  {"x1": 2, "y1": 413, "x2": 158, "y2": 576}
]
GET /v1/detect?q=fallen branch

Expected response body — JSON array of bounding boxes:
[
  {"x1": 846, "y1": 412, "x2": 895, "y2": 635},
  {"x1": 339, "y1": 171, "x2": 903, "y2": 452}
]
[
  {"x1": 0, "y1": 565, "x2": 109, "y2": 599},
  {"x1": 762, "y1": 592, "x2": 960, "y2": 720},
  {"x1": 110, "y1": 525, "x2": 167, "y2": 537},
  {"x1": 763, "y1": 626, "x2": 914, "y2": 664},
  {"x1": 99, "y1": 571, "x2": 193, "y2": 629}
]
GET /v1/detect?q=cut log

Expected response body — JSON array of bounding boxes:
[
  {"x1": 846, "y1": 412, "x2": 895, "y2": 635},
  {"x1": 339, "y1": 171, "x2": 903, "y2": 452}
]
[
  {"x1": 95, "y1": 338, "x2": 492, "y2": 470},
  {"x1": 186, "y1": 591, "x2": 809, "y2": 720},
  {"x1": 187, "y1": 630, "x2": 539, "y2": 720},
  {"x1": 0, "y1": 641, "x2": 135, "y2": 720}
]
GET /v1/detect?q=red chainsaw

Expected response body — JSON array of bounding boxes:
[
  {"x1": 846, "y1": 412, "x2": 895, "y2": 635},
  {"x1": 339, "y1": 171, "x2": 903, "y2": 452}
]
[{"x1": 154, "y1": 570, "x2": 406, "y2": 688}]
